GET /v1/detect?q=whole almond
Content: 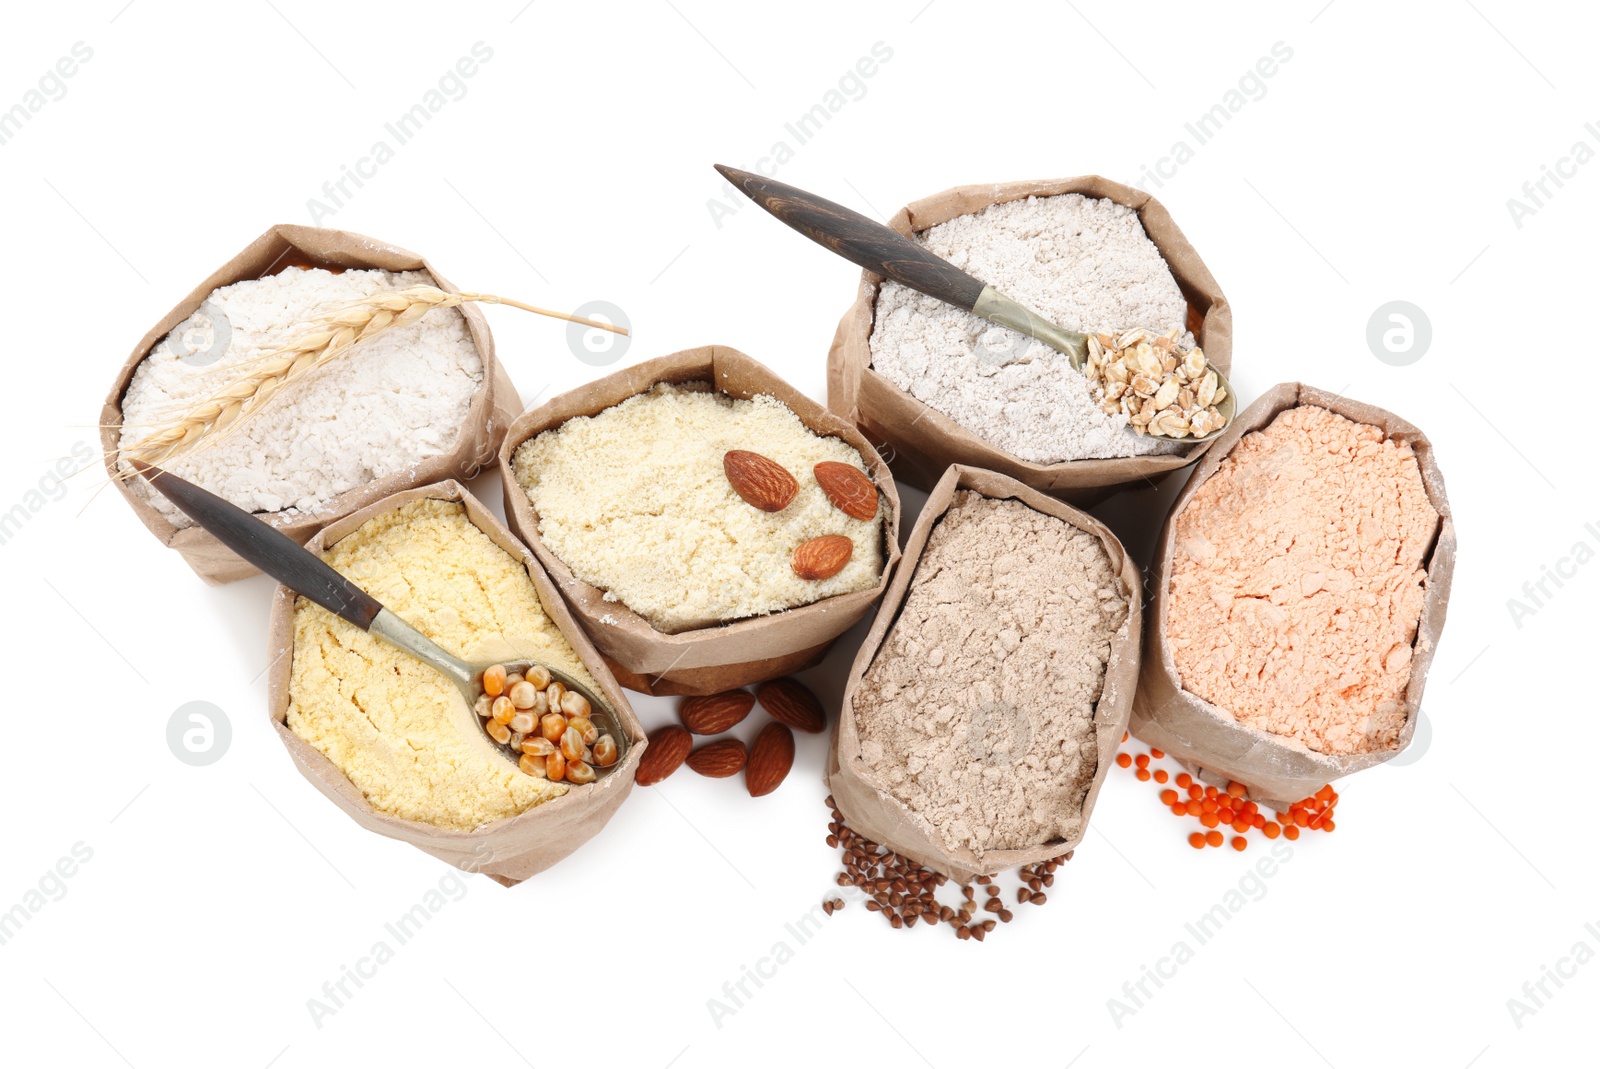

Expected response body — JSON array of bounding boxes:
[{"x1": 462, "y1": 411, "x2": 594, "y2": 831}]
[
  {"x1": 755, "y1": 677, "x2": 826, "y2": 734},
  {"x1": 723, "y1": 450, "x2": 798, "y2": 512},
  {"x1": 635, "y1": 725, "x2": 692, "y2": 786},
  {"x1": 813, "y1": 461, "x2": 879, "y2": 521},
  {"x1": 678, "y1": 690, "x2": 756, "y2": 735},
  {"x1": 745, "y1": 722, "x2": 796, "y2": 797},
  {"x1": 792, "y1": 534, "x2": 853, "y2": 580},
  {"x1": 686, "y1": 738, "x2": 748, "y2": 778}
]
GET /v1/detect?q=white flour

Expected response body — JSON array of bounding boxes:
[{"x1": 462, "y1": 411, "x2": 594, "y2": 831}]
[
  {"x1": 868, "y1": 194, "x2": 1190, "y2": 463},
  {"x1": 119, "y1": 267, "x2": 483, "y2": 525}
]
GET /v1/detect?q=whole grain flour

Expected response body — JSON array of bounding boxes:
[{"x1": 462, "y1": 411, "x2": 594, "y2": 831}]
[
  {"x1": 854, "y1": 492, "x2": 1129, "y2": 859},
  {"x1": 119, "y1": 267, "x2": 483, "y2": 526},
  {"x1": 869, "y1": 194, "x2": 1188, "y2": 463}
]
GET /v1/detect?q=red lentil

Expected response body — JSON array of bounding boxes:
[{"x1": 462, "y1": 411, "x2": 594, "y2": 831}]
[{"x1": 1113, "y1": 741, "x2": 1342, "y2": 853}]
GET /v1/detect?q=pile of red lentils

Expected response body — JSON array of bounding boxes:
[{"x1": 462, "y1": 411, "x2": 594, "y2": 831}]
[
  {"x1": 1115, "y1": 732, "x2": 1340, "y2": 851},
  {"x1": 823, "y1": 796, "x2": 1068, "y2": 941}
]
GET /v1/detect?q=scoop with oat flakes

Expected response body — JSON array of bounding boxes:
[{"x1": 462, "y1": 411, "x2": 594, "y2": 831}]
[{"x1": 716, "y1": 164, "x2": 1237, "y2": 442}]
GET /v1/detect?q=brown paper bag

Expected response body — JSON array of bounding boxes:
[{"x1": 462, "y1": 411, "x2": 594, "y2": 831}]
[
  {"x1": 101, "y1": 224, "x2": 521, "y2": 585},
  {"x1": 826, "y1": 176, "x2": 1233, "y2": 504},
  {"x1": 826, "y1": 465, "x2": 1143, "y2": 883},
  {"x1": 496, "y1": 345, "x2": 903, "y2": 697},
  {"x1": 266, "y1": 480, "x2": 645, "y2": 887},
  {"x1": 1130, "y1": 383, "x2": 1456, "y2": 807}
]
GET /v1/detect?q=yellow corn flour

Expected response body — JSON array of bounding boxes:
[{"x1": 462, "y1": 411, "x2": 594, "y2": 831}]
[{"x1": 287, "y1": 498, "x2": 598, "y2": 830}]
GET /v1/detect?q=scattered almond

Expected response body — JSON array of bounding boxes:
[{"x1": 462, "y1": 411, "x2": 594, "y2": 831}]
[
  {"x1": 813, "y1": 461, "x2": 879, "y2": 521},
  {"x1": 792, "y1": 534, "x2": 853, "y2": 580},
  {"x1": 686, "y1": 738, "x2": 748, "y2": 778},
  {"x1": 678, "y1": 690, "x2": 756, "y2": 735},
  {"x1": 723, "y1": 449, "x2": 798, "y2": 512},
  {"x1": 635, "y1": 725, "x2": 693, "y2": 786},
  {"x1": 745, "y1": 722, "x2": 795, "y2": 797},
  {"x1": 756, "y1": 677, "x2": 826, "y2": 734}
]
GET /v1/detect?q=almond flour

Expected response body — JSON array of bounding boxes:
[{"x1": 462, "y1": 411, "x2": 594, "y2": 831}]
[
  {"x1": 868, "y1": 194, "x2": 1189, "y2": 463},
  {"x1": 854, "y1": 492, "x2": 1130, "y2": 861},
  {"x1": 1165, "y1": 406, "x2": 1440, "y2": 755},
  {"x1": 511, "y1": 382, "x2": 884, "y2": 634},
  {"x1": 119, "y1": 267, "x2": 482, "y2": 526}
]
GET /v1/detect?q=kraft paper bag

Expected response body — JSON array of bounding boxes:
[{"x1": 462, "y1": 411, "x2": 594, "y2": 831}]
[
  {"x1": 102, "y1": 223, "x2": 520, "y2": 584},
  {"x1": 827, "y1": 176, "x2": 1232, "y2": 505},
  {"x1": 497, "y1": 345, "x2": 903, "y2": 697},
  {"x1": 1129, "y1": 383, "x2": 1456, "y2": 808},
  {"x1": 826, "y1": 464, "x2": 1142, "y2": 883},
  {"x1": 266, "y1": 480, "x2": 645, "y2": 887}
]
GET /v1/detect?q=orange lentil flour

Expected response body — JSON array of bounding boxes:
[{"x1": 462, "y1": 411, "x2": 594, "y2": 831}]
[{"x1": 1164, "y1": 405, "x2": 1439, "y2": 755}]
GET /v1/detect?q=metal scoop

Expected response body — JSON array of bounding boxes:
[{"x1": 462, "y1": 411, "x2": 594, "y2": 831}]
[
  {"x1": 714, "y1": 164, "x2": 1237, "y2": 443},
  {"x1": 129, "y1": 461, "x2": 628, "y2": 777}
]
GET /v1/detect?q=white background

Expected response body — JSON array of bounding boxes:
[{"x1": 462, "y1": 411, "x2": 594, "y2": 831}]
[{"x1": 0, "y1": 1, "x2": 1592, "y2": 1066}]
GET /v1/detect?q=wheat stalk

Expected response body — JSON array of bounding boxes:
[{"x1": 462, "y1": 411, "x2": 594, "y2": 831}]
[{"x1": 120, "y1": 286, "x2": 624, "y2": 470}]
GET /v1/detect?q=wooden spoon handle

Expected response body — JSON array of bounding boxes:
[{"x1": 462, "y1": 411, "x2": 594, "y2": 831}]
[
  {"x1": 715, "y1": 164, "x2": 988, "y2": 312},
  {"x1": 130, "y1": 462, "x2": 384, "y2": 630}
]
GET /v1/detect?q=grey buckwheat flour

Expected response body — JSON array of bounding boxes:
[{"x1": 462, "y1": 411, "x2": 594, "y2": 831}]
[
  {"x1": 869, "y1": 194, "x2": 1189, "y2": 463},
  {"x1": 854, "y1": 491, "x2": 1130, "y2": 859}
]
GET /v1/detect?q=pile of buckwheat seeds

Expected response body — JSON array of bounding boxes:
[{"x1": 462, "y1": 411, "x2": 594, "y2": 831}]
[{"x1": 824, "y1": 796, "x2": 1069, "y2": 941}]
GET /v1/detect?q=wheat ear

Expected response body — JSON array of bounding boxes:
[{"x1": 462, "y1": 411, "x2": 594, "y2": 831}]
[{"x1": 120, "y1": 286, "x2": 623, "y2": 468}]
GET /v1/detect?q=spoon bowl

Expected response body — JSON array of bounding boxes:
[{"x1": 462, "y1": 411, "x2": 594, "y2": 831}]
[{"x1": 367, "y1": 611, "x2": 630, "y2": 776}]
